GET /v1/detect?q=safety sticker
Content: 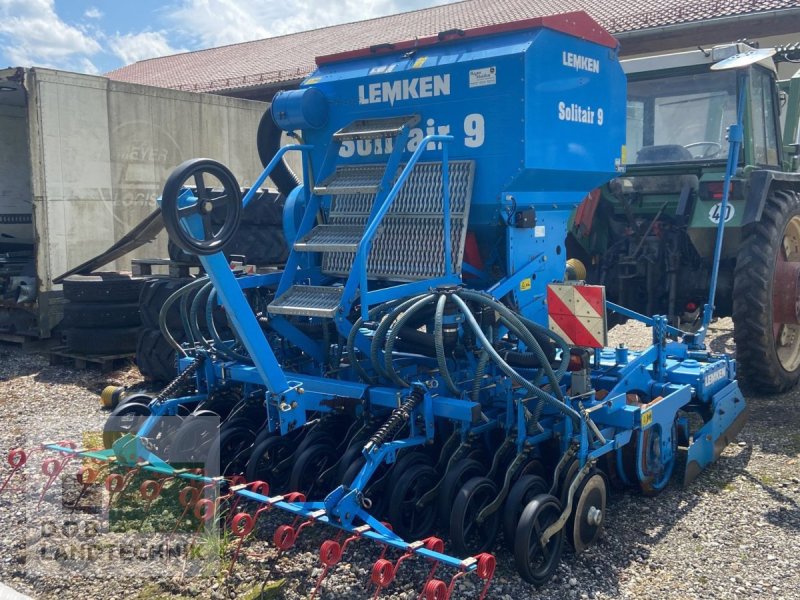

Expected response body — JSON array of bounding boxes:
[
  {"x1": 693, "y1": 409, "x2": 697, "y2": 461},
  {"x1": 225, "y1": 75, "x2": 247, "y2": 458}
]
[
  {"x1": 520, "y1": 278, "x2": 531, "y2": 291},
  {"x1": 412, "y1": 57, "x2": 428, "y2": 69},
  {"x1": 546, "y1": 283, "x2": 607, "y2": 348},
  {"x1": 469, "y1": 66, "x2": 496, "y2": 88},
  {"x1": 641, "y1": 410, "x2": 653, "y2": 427}
]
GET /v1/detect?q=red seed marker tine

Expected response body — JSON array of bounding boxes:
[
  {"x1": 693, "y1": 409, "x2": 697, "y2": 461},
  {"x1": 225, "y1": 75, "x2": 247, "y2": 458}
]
[{"x1": 0, "y1": 448, "x2": 27, "y2": 495}]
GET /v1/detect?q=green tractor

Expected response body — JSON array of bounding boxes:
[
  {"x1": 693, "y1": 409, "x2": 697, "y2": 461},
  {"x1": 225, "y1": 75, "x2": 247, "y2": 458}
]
[{"x1": 568, "y1": 42, "x2": 800, "y2": 393}]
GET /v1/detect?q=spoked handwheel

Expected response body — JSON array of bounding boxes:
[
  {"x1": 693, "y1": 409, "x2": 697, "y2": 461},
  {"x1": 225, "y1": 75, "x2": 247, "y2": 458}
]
[
  {"x1": 387, "y1": 463, "x2": 439, "y2": 540},
  {"x1": 449, "y1": 476, "x2": 500, "y2": 555},
  {"x1": 161, "y1": 158, "x2": 242, "y2": 256},
  {"x1": 514, "y1": 493, "x2": 565, "y2": 586},
  {"x1": 245, "y1": 435, "x2": 295, "y2": 494}
]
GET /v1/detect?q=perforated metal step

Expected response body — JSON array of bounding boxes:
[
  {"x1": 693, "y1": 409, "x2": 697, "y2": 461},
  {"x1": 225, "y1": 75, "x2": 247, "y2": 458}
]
[
  {"x1": 314, "y1": 165, "x2": 392, "y2": 196},
  {"x1": 294, "y1": 224, "x2": 363, "y2": 252},
  {"x1": 268, "y1": 285, "x2": 344, "y2": 318},
  {"x1": 333, "y1": 115, "x2": 420, "y2": 141}
]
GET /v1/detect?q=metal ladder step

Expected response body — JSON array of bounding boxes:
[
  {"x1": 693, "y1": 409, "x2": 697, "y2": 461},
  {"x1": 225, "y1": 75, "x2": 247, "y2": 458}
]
[
  {"x1": 314, "y1": 164, "x2": 389, "y2": 196},
  {"x1": 268, "y1": 285, "x2": 344, "y2": 318},
  {"x1": 294, "y1": 224, "x2": 363, "y2": 252},
  {"x1": 333, "y1": 115, "x2": 420, "y2": 141}
]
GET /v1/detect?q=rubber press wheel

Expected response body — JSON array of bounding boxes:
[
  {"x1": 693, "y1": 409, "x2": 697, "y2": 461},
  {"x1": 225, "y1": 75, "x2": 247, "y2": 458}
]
[
  {"x1": 514, "y1": 494, "x2": 565, "y2": 587},
  {"x1": 437, "y1": 458, "x2": 485, "y2": 526},
  {"x1": 449, "y1": 476, "x2": 500, "y2": 556},
  {"x1": 503, "y1": 474, "x2": 549, "y2": 550},
  {"x1": 387, "y1": 463, "x2": 438, "y2": 540},
  {"x1": 289, "y1": 443, "x2": 336, "y2": 499},
  {"x1": 102, "y1": 402, "x2": 150, "y2": 449},
  {"x1": 205, "y1": 426, "x2": 256, "y2": 477},
  {"x1": 733, "y1": 188, "x2": 800, "y2": 393},
  {"x1": 567, "y1": 469, "x2": 607, "y2": 553},
  {"x1": 245, "y1": 435, "x2": 294, "y2": 494}
]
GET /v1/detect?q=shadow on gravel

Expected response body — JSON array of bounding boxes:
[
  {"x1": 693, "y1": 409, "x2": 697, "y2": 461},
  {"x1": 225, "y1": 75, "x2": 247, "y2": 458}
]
[
  {"x1": 739, "y1": 471, "x2": 800, "y2": 533},
  {"x1": 707, "y1": 329, "x2": 735, "y2": 355}
]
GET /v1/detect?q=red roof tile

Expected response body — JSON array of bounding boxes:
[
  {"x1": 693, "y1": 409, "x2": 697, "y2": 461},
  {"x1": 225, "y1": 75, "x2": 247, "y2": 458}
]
[{"x1": 106, "y1": 0, "x2": 798, "y2": 93}]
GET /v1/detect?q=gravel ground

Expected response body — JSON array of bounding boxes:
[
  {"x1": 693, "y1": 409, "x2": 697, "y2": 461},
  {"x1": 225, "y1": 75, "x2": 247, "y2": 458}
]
[{"x1": 0, "y1": 318, "x2": 798, "y2": 600}]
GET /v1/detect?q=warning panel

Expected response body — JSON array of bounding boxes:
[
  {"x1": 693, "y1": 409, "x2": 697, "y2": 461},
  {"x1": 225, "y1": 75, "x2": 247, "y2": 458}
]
[{"x1": 546, "y1": 283, "x2": 607, "y2": 348}]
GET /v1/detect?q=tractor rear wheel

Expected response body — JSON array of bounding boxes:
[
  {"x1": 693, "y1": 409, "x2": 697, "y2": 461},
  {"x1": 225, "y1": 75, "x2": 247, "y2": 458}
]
[{"x1": 733, "y1": 189, "x2": 800, "y2": 393}]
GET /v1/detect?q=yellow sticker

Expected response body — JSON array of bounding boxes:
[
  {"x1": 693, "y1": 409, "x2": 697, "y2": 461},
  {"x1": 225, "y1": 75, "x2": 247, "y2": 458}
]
[
  {"x1": 621, "y1": 145, "x2": 627, "y2": 165},
  {"x1": 412, "y1": 57, "x2": 428, "y2": 69},
  {"x1": 303, "y1": 77, "x2": 321, "y2": 86},
  {"x1": 641, "y1": 410, "x2": 653, "y2": 427},
  {"x1": 520, "y1": 278, "x2": 531, "y2": 291}
]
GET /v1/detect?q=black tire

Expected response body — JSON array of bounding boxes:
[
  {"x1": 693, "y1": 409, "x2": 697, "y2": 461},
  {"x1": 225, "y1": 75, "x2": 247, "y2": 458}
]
[
  {"x1": 289, "y1": 443, "x2": 336, "y2": 499},
  {"x1": 514, "y1": 494, "x2": 565, "y2": 587},
  {"x1": 256, "y1": 108, "x2": 301, "y2": 197},
  {"x1": 136, "y1": 328, "x2": 179, "y2": 382},
  {"x1": 449, "y1": 476, "x2": 500, "y2": 556},
  {"x1": 438, "y1": 458, "x2": 485, "y2": 526},
  {"x1": 102, "y1": 402, "x2": 150, "y2": 449},
  {"x1": 214, "y1": 189, "x2": 285, "y2": 227},
  {"x1": 139, "y1": 278, "x2": 193, "y2": 330},
  {"x1": 245, "y1": 435, "x2": 295, "y2": 493},
  {"x1": 225, "y1": 225, "x2": 288, "y2": 266},
  {"x1": 65, "y1": 326, "x2": 139, "y2": 355},
  {"x1": 733, "y1": 188, "x2": 800, "y2": 393},
  {"x1": 503, "y1": 474, "x2": 549, "y2": 550},
  {"x1": 63, "y1": 302, "x2": 141, "y2": 329},
  {"x1": 386, "y1": 463, "x2": 438, "y2": 540},
  {"x1": 168, "y1": 414, "x2": 220, "y2": 464},
  {"x1": 205, "y1": 426, "x2": 256, "y2": 477},
  {"x1": 62, "y1": 273, "x2": 145, "y2": 303}
]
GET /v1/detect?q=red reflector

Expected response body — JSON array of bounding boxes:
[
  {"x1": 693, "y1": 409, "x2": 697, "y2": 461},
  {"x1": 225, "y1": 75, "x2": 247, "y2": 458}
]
[{"x1": 686, "y1": 302, "x2": 697, "y2": 311}]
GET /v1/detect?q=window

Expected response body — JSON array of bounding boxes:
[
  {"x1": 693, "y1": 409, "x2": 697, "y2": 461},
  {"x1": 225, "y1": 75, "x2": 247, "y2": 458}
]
[
  {"x1": 749, "y1": 67, "x2": 780, "y2": 166},
  {"x1": 627, "y1": 70, "x2": 737, "y2": 164}
]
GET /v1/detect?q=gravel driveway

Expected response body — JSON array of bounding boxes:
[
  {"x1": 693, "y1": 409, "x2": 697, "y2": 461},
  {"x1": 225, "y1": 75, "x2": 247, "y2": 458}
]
[{"x1": 0, "y1": 318, "x2": 798, "y2": 600}]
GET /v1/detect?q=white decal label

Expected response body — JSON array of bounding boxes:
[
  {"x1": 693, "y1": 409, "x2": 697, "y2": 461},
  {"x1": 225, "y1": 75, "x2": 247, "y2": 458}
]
[
  {"x1": 562, "y1": 52, "x2": 600, "y2": 73},
  {"x1": 534, "y1": 225, "x2": 546, "y2": 238},
  {"x1": 369, "y1": 64, "x2": 396, "y2": 75},
  {"x1": 704, "y1": 365, "x2": 727, "y2": 387},
  {"x1": 558, "y1": 102, "x2": 603, "y2": 126},
  {"x1": 469, "y1": 66, "x2": 496, "y2": 88},
  {"x1": 708, "y1": 202, "x2": 734, "y2": 224},
  {"x1": 358, "y1": 74, "x2": 450, "y2": 106},
  {"x1": 339, "y1": 113, "x2": 484, "y2": 158}
]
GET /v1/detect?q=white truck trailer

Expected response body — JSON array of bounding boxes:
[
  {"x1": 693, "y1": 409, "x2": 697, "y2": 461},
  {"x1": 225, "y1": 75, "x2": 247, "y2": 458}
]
[{"x1": 0, "y1": 67, "x2": 267, "y2": 338}]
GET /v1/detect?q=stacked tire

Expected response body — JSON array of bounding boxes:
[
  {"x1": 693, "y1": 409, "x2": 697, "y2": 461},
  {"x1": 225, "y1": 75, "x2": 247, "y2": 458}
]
[
  {"x1": 62, "y1": 273, "x2": 146, "y2": 355},
  {"x1": 136, "y1": 278, "x2": 191, "y2": 382},
  {"x1": 167, "y1": 189, "x2": 288, "y2": 266}
]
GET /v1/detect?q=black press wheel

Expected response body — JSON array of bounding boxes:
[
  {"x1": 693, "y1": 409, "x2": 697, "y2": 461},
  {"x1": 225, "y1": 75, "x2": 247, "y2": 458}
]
[
  {"x1": 245, "y1": 435, "x2": 295, "y2": 493},
  {"x1": 449, "y1": 476, "x2": 500, "y2": 556},
  {"x1": 437, "y1": 458, "x2": 485, "y2": 526},
  {"x1": 102, "y1": 402, "x2": 151, "y2": 449},
  {"x1": 514, "y1": 493, "x2": 565, "y2": 587},
  {"x1": 167, "y1": 414, "x2": 220, "y2": 464},
  {"x1": 205, "y1": 426, "x2": 256, "y2": 477},
  {"x1": 387, "y1": 463, "x2": 438, "y2": 541},
  {"x1": 161, "y1": 158, "x2": 242, "y2": 256},
  {"x1": 567, "y1": 469, "x2": 607, "y2": 553},
  {"x1": 733, "y1": 188, "x2": 800, "y2": 393},
  {"x1": 289, "y1": 443, "x2": 336, "y2": 499},
  {"x1": 503, "y1": 474, "x2": 549, "y2": 550}
]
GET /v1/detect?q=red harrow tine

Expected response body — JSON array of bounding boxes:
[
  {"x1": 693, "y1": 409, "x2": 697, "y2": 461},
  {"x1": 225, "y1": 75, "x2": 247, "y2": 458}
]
[
  {"x1": 70, "y1": 466, "x2": 98, "y2": 514},
  {"x1": 423, "y1": 553, "x2": 496, "y2": 600},
  {"x1": 370, "y1": 537, "x2": 446, "y2": 600},
  {"x1": 0, "y1": 448, "x2": 27, "y2": 495},
  {"x1": 310, "y1": 526, "x2": 371, "y2": 599},
  {"x1": 272, "y1": 492, "x2": 307, "y2": 552},
  {"x1": 139, "y1": 479, "x2": 163, "y2": 515},
  {"x1": 226, "y1": 481, "x2": 270, "y2": 574},
  {"x1": 37, "y1": 451, "x2": 77, "y2": 509}
]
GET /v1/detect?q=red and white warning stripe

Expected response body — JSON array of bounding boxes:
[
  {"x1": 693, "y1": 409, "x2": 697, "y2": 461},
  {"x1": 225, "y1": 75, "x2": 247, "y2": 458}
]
[{"x1": 547, "y1": 283, "x2": 607, "y2": 348}]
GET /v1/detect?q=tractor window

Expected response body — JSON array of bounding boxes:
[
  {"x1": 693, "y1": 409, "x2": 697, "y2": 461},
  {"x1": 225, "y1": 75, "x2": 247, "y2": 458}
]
[
  {"x1": 749, "y1": 67, "x2": 781, "y2": 166},
  {"x1": 627, "y1": 71, "x2": 737, "y2": 164}
]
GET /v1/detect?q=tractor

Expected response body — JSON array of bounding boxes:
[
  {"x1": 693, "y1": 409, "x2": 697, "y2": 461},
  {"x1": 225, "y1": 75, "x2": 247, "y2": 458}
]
[{"x1": 568, "y1": 42, "x2": 800, "y2": 393}]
